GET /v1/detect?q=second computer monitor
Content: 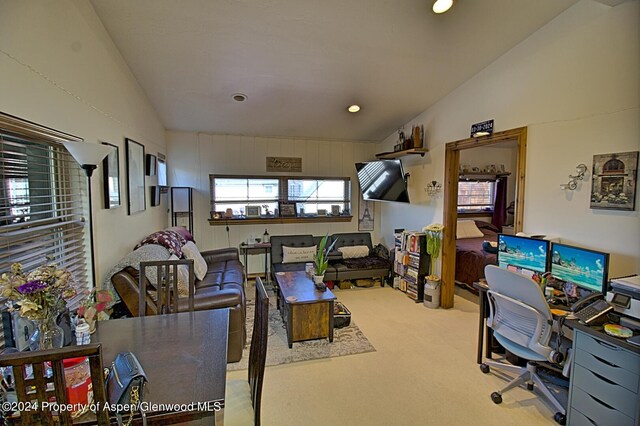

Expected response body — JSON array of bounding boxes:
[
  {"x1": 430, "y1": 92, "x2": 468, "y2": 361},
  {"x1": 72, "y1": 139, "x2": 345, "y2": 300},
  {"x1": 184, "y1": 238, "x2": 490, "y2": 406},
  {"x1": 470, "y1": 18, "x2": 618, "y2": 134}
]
[
  {"x1": 550, "y1": 242, "x2": 609, "y2": 294},
  {"x1": 497, "y1": 234, "x2": 550, "y2": 277}
]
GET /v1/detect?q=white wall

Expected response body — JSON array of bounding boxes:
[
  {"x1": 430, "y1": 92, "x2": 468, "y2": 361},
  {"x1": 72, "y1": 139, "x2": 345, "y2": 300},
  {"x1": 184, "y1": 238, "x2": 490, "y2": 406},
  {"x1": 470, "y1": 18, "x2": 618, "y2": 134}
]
[
  {"x1": 166, "y1": 131, "x2": 376, "y2": 274},
  {"x1": 0, "y1": 0, "x2": 168, "y2": 285},
  {"x1": 377, "y1": 0, "x2": 640, "y2": 277}
]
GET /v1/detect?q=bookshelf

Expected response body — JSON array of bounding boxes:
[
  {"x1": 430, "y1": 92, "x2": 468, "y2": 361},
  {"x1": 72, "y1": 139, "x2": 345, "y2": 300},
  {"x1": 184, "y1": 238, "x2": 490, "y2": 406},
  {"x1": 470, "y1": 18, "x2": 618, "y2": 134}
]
[{"x1": 393, "y1": 231, "x2": 430, "y2": 302}]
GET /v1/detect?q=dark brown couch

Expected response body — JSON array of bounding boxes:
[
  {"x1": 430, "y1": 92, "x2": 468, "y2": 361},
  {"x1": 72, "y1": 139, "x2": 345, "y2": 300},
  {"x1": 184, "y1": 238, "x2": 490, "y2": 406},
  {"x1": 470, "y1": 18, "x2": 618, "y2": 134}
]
[{"x1": 111, "y1": 247, "x2": 246, "y2": 362}]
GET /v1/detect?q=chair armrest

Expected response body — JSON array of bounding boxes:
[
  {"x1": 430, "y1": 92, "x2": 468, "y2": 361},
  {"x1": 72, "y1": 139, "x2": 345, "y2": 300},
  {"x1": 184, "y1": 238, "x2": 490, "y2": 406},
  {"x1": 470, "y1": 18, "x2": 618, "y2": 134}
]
[{"x1": 200, "y1": 247, "x2": 240, "y2": 264}]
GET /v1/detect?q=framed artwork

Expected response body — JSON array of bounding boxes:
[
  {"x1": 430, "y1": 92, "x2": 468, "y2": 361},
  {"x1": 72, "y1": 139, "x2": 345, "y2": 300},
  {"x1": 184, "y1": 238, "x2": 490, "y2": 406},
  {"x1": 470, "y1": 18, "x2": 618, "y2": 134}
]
[
  {"x1": 246, "y1": 205, "x2": 261, "y2": 218},
  {"x1": 145, "y1": 153, "x2": 157, "y2": 176},
  {"x1": 331, "y1": 205, "x2": 340, "y2": 215},
  {"x1": 358, "y1": 192, "x2": 374, "y2": 231},
  {"x1": 590, "y1": 151, "x2": 638, "y2": 211},
  {"x1": 126, "y1": 138, "x2": 146, "y2": 215},
  {"x1": 279, "y1": 202, "x2": 297, "y2": 217},
  {"x1": 101, "y1": 142, "x2": 120, "y2": 209}
]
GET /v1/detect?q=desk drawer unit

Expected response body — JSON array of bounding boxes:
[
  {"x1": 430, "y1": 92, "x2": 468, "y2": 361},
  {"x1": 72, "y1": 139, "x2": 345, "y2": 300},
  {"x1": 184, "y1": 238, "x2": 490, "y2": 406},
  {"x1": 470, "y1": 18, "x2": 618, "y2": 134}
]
[{"x1": 568, "y1": 330, "x2": 640, "y2": 426}]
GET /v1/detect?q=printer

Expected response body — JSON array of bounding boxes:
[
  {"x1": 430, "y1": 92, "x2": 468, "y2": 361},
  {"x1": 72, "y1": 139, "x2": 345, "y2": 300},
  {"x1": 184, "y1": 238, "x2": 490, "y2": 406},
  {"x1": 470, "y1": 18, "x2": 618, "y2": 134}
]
[{"x1": 606, "y1": 275, "x2": 640, "y2": 324}]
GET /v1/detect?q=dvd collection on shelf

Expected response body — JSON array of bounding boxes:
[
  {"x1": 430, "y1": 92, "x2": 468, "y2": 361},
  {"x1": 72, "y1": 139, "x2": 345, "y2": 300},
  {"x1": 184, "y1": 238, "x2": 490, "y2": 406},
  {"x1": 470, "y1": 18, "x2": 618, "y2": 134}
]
[{"x1": 393, "y1": 230, "x2": 430, "y2": 302}]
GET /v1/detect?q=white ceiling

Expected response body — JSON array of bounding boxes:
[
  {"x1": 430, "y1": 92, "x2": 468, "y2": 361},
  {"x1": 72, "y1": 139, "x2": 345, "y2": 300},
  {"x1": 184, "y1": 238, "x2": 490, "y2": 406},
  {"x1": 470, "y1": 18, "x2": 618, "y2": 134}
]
[{"x1": 90, "y1": 0, "x2": 578, "y2": 142}]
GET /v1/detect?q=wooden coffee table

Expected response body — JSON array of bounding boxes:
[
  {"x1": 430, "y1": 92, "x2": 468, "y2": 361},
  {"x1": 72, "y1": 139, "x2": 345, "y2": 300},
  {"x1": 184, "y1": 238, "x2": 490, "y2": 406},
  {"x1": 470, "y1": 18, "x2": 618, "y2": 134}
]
[{"x1": 274, "y1": 270, "x2": 336, "y2": 348}]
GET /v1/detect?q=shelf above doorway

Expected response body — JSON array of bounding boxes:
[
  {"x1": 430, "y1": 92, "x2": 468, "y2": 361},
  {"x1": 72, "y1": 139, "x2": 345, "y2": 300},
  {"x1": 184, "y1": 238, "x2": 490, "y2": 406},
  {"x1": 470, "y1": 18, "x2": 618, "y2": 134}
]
[{"x1": 375, "y1": 147, "x2": 428, "y2": 159}]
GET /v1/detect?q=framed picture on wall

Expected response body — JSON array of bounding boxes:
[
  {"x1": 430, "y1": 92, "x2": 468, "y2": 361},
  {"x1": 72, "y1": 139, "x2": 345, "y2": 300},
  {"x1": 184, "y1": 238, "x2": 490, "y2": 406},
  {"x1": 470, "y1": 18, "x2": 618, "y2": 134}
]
[
  {"x1": 590, "y1": 151, "x2": 638, "y2": 211},
  {"x1": 101, "y1": 142, "x2": 120, "y2": 209},
  {"x1": 358, "y1": 191, "x2": 374, "y2": 231},
  {"x1": 126, "y1": 138, "x2": 146, "y2": 215}
]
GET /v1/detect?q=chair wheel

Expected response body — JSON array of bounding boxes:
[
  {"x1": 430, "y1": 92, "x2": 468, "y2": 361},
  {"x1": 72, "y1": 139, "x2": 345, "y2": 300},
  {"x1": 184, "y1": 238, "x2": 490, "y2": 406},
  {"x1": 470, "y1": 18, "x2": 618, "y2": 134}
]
[
  {"x1": 491, "y1": 392, "x2": 502, "y2": 404},
  {"x1": 553, "y1": 412, "x2": 566, "y2": 425},
  {"x1": 527, "y1": 383, "x2": 534, "y2": 391},
  {"x1": 480, "y1": 363, "x2": 490, "y2": 374}
]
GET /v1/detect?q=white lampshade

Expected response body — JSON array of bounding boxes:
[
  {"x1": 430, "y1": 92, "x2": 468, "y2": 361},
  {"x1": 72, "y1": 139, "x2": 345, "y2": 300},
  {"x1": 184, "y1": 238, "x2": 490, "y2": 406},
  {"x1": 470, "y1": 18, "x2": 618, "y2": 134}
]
[{"x1": 62, "y1": 140, "x2": 114, "y2": 166}]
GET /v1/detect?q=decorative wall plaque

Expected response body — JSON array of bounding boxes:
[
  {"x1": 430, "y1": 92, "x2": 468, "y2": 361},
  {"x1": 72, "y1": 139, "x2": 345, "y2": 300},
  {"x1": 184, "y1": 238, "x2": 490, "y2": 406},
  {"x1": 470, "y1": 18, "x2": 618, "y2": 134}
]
[{"x1": 266, "y1": 156, "x2": 302, "y2": 173}]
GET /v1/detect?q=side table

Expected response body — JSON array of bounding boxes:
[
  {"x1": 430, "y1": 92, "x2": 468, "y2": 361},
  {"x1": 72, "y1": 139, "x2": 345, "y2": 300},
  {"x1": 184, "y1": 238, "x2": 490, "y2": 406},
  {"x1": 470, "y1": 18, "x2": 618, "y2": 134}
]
[{"x1": 239, "y1": 242, "x2": 271, "y2": 286}]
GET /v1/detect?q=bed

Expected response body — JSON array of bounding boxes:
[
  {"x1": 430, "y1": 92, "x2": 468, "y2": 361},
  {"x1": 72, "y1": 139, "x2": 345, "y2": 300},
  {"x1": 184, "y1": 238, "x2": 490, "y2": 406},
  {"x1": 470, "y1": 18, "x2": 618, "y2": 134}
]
[{"x1": 455, "y1": 220, "x2": 499, "y2": 288}]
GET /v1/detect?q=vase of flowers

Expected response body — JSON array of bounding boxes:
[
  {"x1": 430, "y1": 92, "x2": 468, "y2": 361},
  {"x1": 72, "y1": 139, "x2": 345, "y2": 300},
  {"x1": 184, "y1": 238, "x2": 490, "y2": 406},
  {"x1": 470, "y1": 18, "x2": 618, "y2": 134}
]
[
  {"x1": 78, "y1": 288, "x2": 114, "y2": 333},
  {"x1": 423, "y1": 223, "x2": 444, "y2": 283},
  {"x1": 0, "y1": 262, "x2": 76, "y2": 350}
]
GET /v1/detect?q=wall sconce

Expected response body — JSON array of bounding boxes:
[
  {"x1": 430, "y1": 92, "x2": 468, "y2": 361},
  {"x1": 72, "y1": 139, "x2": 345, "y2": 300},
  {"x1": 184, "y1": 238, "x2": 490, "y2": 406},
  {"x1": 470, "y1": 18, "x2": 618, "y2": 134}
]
[
  {"x1": 560, "y1": 164, "x2": 587, "y2": 190},
  {"x1": 426, "y1": 180, "x2": 442, "y2": 196}
]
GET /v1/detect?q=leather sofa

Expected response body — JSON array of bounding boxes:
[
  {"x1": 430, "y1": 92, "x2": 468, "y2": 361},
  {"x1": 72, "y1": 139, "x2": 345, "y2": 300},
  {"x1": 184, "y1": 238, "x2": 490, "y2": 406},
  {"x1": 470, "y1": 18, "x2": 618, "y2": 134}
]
[
  {"x1": 270, "y1": 232, "x2": 390, "y2": 284},
  {"x1": 111, "y1": 247, "x2": 246, "y2": 362}
]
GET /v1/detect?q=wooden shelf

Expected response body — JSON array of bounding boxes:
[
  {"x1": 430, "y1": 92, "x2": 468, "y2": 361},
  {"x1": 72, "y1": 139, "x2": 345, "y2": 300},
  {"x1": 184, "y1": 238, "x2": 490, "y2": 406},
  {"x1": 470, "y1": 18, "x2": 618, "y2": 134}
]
[
  {"x1": 459, "y1": 172, "x2": 511, "y2": 180},
  {"x1": 375, "y1": 147, "x2": 428, "y2": 159},
  {"x1": 209, "y1": 216, "x2": 353, "y2": 226}
]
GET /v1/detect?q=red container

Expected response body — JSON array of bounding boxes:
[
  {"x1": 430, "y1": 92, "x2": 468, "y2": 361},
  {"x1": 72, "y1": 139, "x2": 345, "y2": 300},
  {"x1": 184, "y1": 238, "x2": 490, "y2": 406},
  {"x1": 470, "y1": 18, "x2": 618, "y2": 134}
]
[{"x1": 63, "y1": 357, "x2": 92, "y2": 417}]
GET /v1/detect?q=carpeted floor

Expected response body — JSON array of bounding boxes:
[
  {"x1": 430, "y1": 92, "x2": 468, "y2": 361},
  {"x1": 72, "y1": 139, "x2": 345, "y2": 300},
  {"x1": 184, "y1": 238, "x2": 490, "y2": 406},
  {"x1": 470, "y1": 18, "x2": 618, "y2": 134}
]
[{"x1": 227, "y1": 287, "x2": 376, "y2": 371}]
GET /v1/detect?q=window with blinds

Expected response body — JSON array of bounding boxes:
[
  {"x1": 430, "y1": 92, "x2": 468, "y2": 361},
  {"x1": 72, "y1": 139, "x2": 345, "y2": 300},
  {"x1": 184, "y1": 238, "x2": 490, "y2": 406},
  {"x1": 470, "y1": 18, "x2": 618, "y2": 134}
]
[{"x1": 0, "y1": 115, "x2": 89, "y2": 310}]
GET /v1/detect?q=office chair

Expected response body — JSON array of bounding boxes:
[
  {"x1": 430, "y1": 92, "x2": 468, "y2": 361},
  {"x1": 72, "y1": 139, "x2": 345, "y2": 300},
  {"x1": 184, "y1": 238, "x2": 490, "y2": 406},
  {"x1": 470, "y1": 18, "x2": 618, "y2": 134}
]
[{"x1": 481, "y1": 265, "x2": 567, "y2": 425}]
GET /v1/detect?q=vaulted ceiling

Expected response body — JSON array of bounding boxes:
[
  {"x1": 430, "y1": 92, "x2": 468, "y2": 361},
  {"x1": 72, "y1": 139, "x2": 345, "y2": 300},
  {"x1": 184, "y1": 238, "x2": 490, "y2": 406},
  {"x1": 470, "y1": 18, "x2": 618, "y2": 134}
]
[{"x1": 91, "y1": 0, "x2": 578, "y2": 142}]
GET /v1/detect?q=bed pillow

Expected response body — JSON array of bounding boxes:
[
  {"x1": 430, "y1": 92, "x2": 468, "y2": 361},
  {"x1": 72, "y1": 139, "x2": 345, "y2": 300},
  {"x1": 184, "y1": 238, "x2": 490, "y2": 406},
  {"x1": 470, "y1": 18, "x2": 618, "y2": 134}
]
[
  {"x1": 181, "y1": 241, "x2": 207, "y2": 281},
  {"x1": 282, "y1": 245, "x2": 316, "y2": 263},
  {"x1": 338, "y1": 245, "x2": 370, "y2": 259},
  {"x1": 168, "y1": 254, "x2": 190, "y2": 297},
  {"x1": 456, "y1": 220, "x2": 484, "y2": 239}
]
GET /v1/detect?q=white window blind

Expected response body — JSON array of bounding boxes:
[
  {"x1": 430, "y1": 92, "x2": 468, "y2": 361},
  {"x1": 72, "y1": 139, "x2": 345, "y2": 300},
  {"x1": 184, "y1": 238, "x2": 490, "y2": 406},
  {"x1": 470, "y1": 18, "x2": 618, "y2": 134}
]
[{"x1": 0, "y1": 118, "x2": 89, "y2": 306}]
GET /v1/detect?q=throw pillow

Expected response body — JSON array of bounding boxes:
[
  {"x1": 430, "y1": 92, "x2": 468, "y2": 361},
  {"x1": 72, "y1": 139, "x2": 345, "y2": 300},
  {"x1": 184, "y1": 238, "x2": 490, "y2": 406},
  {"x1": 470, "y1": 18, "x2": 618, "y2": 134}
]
[
  {"x1": 282, "y1": 245, "x2": 317, "y2": 263},
  {"x1": 182, "y1": 241, "x2": 207, "y2": 281},
  {"x1": 135, "y1": 230, "x2": 186, "y2": 257},
  {"x1": 168, "y1": 254, "x2": 190, "y2": 297},
  {"x1": 338, "y1": 245, "x2": 370, "y2": 259},
  {"x1": 456, "y1": 220, "x2": 484, "y2": 239},
  {"x1": 166, "y1": 226, "x2": 195, "y2": 243}
]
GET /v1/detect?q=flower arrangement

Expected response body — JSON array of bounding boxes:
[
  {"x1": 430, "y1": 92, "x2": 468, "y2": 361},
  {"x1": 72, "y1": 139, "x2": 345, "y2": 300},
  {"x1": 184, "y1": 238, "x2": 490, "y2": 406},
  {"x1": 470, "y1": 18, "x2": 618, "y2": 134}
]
[
  {"x1": 0, "y1": 262, "x2": 76, "y2": 321},
  {"x1": 423, "y1": 223, "x2": 444, "y2": 281},
  {"x1": 78, "y1": 288, "x2": 114, "y2": 325}
]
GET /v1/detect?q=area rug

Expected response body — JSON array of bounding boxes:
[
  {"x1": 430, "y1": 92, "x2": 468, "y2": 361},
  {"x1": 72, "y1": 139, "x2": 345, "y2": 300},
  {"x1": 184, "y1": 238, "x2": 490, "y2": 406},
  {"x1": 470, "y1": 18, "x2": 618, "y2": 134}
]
[{"x1": 227, "y1": 288, "x2": 376, "y2": 371}]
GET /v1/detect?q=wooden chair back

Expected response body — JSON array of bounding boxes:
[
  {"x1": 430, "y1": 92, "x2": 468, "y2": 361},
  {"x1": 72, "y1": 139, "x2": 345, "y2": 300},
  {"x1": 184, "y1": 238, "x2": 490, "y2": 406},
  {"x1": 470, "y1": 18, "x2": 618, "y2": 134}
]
[
  {"x1": 0, "y1": 344, "x2": 109, "y2": 425},
  {"x1": 249, "y1": 277, "x2": 269, "y2": 426},
  {"x1": 139, "y1": 259, "x2": 195, "y2": 315}
]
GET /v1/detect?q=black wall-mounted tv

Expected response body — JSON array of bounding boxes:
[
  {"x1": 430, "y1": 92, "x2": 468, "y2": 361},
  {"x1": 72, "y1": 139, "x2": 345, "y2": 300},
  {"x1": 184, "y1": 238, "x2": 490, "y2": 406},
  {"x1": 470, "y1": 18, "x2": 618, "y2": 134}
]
[{"x1": 355, "y1": 159, "x2": 410, "y2": 203}]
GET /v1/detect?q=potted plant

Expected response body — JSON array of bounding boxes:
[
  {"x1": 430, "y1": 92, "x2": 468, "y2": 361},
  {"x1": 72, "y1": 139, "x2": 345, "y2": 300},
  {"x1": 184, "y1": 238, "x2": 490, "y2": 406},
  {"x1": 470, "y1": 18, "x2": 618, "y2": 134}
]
[
  {"x1": 313, "y1": 234, "x2": 338, "y2": 290},
  {"x1": 423, "y1": 223, "x2": 444, "y2": 285}
]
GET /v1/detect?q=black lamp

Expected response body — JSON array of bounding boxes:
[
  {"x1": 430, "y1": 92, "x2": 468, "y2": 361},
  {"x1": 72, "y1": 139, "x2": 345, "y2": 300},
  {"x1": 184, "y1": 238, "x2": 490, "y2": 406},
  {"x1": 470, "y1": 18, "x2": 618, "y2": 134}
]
[{"x1": 62, "y1": 141, "x2": 115, "y2": 287}]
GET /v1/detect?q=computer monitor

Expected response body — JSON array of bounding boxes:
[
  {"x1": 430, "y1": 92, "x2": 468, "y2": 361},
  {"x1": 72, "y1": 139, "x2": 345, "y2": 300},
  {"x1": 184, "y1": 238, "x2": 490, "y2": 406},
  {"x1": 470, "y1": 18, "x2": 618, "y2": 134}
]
[
  {"x1": 550, "y1": 242, "x2": 609, "y2": 294},
  {"x1": 497, "y1": 234, "x2": 550, "y2": 278}
]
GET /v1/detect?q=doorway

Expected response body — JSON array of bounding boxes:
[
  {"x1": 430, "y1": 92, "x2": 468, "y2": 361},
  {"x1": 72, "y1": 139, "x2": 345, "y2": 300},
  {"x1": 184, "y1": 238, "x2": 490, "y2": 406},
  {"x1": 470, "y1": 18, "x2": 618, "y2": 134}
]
[{"x1": 440, "y1": 127, "x2": 528, "y2": 309}]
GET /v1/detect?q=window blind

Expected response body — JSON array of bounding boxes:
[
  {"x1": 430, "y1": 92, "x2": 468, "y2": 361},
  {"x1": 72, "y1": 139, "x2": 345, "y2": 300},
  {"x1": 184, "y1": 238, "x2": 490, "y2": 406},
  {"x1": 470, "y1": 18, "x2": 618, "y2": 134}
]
[{"x1": 0, "y1": 121, "x2": 88, "y2": 309}]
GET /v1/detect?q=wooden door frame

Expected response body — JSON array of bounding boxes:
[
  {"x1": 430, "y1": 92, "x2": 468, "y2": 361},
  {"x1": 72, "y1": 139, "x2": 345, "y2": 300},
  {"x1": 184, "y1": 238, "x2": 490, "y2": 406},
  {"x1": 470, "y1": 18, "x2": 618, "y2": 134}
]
[{"x1": 440, "y1": 127, "x2": 527, "y2": 309}]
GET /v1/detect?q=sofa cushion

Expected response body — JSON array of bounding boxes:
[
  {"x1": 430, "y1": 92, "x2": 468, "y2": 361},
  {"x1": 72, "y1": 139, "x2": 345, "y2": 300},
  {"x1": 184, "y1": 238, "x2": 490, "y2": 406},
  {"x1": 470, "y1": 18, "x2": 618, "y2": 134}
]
[
  {"x1": 270, "y1": 235, "x2": 315, "y2": 264},
  {"x1": 282, "y1": 245, "x2": 316, "y2": 263},
  {"x1": 182, "y1": 241, "x2": 207, "y2": 280},
  {"x1": 331, "y1": 233, "x2": 373, "y2": 251},
  {"x1": 166, "y1": 226, "x2": 195, "y2": 243},
  {"x1": 338, "y1": 245, "x2": 369, "y2": 259},
  {"x1": 135, "y1": 230, "x2": 186, "y2": 257}
]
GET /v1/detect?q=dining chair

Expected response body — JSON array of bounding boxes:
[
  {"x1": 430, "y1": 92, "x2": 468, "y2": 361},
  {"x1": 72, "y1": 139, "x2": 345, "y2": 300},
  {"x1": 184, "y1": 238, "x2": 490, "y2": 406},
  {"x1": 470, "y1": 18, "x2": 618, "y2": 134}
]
[
  {"x1": 226, "y1": 276, "x2": 269, "y2": 425},
  {"x1": 0, "y1": 343, "x2": 109, "y2": 425},
  {"x1": 139, "y1": 259, "x2": 195, "y2": 315},
  {"x1": 480, "y1": 265, "x2": 567, "y2": 425}
]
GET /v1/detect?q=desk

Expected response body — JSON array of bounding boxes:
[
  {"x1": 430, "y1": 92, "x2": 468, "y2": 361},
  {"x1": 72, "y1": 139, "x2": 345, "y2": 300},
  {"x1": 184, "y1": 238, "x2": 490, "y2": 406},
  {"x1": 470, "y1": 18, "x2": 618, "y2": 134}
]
[
  {"x1": 239, "y1": 243, "x2": 271, "y2": 285},
  {"x1": 91, "y1": 309, "x2": 229, "y2": 425}
]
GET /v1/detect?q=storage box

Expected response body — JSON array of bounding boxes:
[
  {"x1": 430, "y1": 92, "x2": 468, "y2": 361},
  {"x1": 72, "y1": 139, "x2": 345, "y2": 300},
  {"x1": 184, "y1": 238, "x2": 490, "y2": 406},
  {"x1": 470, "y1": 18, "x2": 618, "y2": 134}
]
[{"x1": 334, "y1": 301, "x2": 351, "y2": 328}]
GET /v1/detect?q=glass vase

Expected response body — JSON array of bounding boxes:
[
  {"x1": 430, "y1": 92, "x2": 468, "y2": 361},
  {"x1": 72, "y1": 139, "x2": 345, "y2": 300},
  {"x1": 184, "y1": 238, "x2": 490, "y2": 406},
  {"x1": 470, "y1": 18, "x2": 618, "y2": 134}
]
[{"x1": 28, "y1": 316, "x2": 64, "y2": 351}]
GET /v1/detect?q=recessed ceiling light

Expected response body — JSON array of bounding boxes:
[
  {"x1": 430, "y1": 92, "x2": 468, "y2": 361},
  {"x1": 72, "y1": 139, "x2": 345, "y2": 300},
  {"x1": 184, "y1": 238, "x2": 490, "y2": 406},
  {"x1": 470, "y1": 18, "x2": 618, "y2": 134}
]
[
  {"x1": 432, "y1": 0, "x2": 453, "y2": 14},
  {"x1": 348, "y1": 105, "x2": 361, "y2": 113},
  {"x1": 232, "y1": 93, "x2": 247, "y2": 102}
]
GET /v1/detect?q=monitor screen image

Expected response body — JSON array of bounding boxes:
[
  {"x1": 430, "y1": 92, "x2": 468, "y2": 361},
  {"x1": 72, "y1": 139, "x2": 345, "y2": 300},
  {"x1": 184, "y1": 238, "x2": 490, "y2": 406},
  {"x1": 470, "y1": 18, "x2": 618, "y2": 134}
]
[
  {"x1": 550, "y1": 242, "x2": 609, "y2": 293},
  {"x1": 355, "y1": 160, "x2": 410, "y2": 203},
  {"x1": 497, "y1": 234, "x2": 550, "y2": 274}
]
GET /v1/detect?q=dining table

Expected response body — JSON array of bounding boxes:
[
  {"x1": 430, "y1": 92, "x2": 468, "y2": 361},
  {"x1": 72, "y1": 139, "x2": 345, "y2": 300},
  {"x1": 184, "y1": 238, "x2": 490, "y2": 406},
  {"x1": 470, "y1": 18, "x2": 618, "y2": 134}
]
[{"x1": 86, "y1": 308, "x2": 230, "y2": 425}]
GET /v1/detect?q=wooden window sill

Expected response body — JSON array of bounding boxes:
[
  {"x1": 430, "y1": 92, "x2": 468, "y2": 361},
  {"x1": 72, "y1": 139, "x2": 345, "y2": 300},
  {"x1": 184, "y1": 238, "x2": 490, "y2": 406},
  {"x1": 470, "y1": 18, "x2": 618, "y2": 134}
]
[
  {"x1": 457, "y1": 211, "x2": 493, "y2": 218},
  {"x1": 208, "y1": 216, "x2": 353, "y2": 226}
]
